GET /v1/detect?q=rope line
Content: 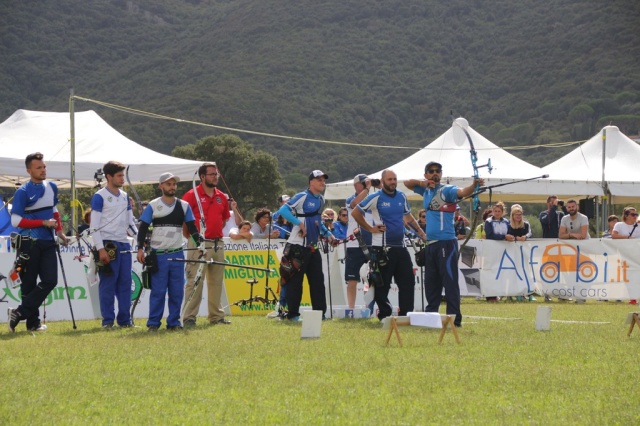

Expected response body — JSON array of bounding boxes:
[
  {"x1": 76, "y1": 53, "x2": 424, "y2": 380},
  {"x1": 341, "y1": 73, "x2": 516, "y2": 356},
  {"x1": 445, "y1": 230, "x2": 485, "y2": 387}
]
[{"x1": 71, "y1": 95, "x2": 587, "y2": 152}]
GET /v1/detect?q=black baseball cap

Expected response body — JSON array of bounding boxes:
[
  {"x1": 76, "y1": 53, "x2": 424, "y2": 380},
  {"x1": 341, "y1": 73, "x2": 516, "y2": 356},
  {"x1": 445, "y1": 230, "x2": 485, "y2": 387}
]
[{"x1": 425, "y1": 161, "x2": 442, "y2": 173}]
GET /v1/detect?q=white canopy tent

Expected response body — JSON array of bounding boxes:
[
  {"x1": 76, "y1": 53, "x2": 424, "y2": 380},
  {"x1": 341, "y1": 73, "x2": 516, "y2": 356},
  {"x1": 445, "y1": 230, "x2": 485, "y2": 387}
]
[
  {"x1": 541, "y1": 125, "x2": 640, "y2": 204},
  {"x1": 325, "y1": 118, "x2": 586, "y2": 202},
  {"x1": 0, "y1": 109, "x2": 203, "y2": 188}
]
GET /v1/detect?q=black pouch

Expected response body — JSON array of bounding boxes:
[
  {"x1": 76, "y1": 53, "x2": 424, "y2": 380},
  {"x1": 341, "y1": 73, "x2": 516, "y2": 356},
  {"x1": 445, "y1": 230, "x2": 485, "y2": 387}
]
[
  {"x1": 370, "y1": 246, "x2": 389, "y2": 268},
  {"x1": 279, "y1": 244, "x2": 306, "y2": 285},
  {"x1": 92, "y1": 248, "x2": 113, "y2": 277},
  {"x1": 415, "y1": 246, "x2": 425, "y2": 268},
  {"x1": 145, "y1": 250, "x2": 159, "y2": 274},
  {"x1": 104, "y1": 241, "x2": 118, "y2": 261},
  {"x1": 141, "y1": 269, "x2": 152, "y2": 290},
  {"x1": 367, "y1": 264, "x2": 384, "y2": 288}
]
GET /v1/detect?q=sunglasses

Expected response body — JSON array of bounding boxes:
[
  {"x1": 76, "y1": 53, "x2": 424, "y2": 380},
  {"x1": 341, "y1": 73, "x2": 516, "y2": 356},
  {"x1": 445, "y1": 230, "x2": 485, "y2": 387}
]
[
  {"x1": 631, "y1": 213, "x2": 639, "y2": 217},
  {"x1": 427, "y1": 169, "x2": 442, "y2": 174},
  {"x1": 419, "y1": 215, "x2": 426, "y2": 218}
]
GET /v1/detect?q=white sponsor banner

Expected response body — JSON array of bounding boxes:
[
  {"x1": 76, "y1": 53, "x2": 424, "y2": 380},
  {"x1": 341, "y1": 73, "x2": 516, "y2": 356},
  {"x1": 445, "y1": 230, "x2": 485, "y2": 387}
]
[
  {"x1": 466, "y1": 239, "x2": 640, "y2": 300},
  {"x1": 0, "y1": 236, "x2": 481, "y2": 323}
]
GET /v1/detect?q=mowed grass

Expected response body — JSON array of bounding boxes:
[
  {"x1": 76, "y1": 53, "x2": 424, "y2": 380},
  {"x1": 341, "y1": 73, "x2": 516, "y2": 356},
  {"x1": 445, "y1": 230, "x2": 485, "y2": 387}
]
[{"x1": 2, "y1": 300, "x2": 639, "y2": 425}]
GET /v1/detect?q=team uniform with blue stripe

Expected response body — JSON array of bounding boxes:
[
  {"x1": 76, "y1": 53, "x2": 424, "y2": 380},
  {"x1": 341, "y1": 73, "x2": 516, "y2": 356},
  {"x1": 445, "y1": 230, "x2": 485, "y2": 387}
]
[
  {"x1": 138, "y1": 198, "x2": 198, "y2": 328},
  {"x1": 413, "y1": 184, "x2": 462, "y2": 326},
  {"x1": 277, "y1": 189, "x2": 331, "y2": 319},
  {"x1": 357, "y1": 189, "x2": 415, "y2": 319},
  {"x1": 10, "y1": 180, "x2": 61, "y2": 329},
  {"x1": 90, "y1": 186, "x2": 137, "y2": 327}
]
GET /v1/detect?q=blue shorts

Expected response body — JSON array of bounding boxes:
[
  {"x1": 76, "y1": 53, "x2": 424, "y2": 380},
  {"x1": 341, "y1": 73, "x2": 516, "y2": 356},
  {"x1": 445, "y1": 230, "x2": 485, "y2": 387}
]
[{"x1": 345, "y1": 247, "x2": 368, "y2": 282}]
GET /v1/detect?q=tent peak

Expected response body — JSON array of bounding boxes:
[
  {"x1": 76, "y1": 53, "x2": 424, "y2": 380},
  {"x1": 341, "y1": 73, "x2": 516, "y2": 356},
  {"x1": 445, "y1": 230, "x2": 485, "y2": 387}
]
[{"x1": 453, "y1": 117, "x2": 469, "y2": 128}]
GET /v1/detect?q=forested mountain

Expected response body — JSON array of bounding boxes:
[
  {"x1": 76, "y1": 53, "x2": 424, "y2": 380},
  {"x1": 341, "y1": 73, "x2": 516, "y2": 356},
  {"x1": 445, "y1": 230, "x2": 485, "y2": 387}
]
[{"x1": 1, "y1": 0, "x2": 639, "y2": 186}]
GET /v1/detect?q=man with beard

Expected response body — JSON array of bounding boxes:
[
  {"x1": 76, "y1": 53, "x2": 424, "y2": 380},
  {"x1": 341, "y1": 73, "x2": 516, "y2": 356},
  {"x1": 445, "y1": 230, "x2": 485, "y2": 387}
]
[
  {"x1": 7, "y1": 152, "x2": 69, "y2": 333},
  {"x1": 352, "y1": 169, "x2": 426, "y2": 320},
  {"x1": 137, "y1": 173, "x2": 202, "y2": 331},
  {"x1": 90, "y1": 161, "x2": 138, "y2": 329},
  {"x1": 181, "y1": 162, "x2": 231, "y2": 326},
  {"x1": 558, "y1": 199, "x2": 590, "y2": 241},
  {"x1": 404, "y1": 161, "x2": 482, "y2": 327}
]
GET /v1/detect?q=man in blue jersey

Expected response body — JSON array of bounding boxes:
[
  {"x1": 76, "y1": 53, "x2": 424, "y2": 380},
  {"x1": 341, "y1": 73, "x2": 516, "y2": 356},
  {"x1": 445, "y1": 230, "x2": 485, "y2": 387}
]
[
  {"x1": 404, "y1": 161, "x2": 483, "y2": 327},
  {"x1": 8, "y1": 152, "x2": 69, "y2": 333},
  {"x1": 90, "y1": 161, "x2": 138, "y2": 328},
  {"x1": 276, "y1": 170, "x2": 335, "y2": 320},
  {"x1": 352, "y1": 169, "x2": 426, "y2": 320},
  {"x1": 137, "y1": 172, "x2": 202, "y2": 331}
]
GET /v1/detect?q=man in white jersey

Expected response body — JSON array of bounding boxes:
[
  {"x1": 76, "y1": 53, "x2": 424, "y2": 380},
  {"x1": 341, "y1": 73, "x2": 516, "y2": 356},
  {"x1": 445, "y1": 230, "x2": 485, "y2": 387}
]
[{"x1": 90, "y1": 161, "x2": 138, "y2": 328}]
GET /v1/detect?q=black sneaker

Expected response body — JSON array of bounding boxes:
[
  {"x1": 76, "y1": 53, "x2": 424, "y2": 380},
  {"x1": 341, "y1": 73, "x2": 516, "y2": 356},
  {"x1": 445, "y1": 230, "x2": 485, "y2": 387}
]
[
  {"x1": 167, "y1": 325, "x2": 183, "y2": 331},
  {"x1": 183, "y1": 319, "x2": 196, "y2": 327},
  {"x1": 211, "y1": 318, "x2": 231, "y2": 325},
  {"x1": 148, "y1": 326, "x2": 159, "y2": 332},
  {"x1": 8, "y1": 308, "x2": 21, "y2": 333},
  {"x1": 102, "y1": 324, "x2": 114, "y2": 330},
  {"x1": 118, "y1": 323, "x2": 137, "y2": 328},
  {"x1": 29, "y1": 324, "x2": 48, "y2": 332}
]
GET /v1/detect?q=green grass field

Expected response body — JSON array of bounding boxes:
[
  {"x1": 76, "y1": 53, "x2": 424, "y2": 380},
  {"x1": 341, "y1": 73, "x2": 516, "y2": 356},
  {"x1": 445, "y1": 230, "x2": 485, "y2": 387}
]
[{"x1": 2, "y1": 300, "x2": 639, "y2": 425}]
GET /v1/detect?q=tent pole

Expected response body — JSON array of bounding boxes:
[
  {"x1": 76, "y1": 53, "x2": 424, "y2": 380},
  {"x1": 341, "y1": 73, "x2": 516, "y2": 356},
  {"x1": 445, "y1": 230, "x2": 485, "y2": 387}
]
[
  {"x1": 599, "y1": 128, "x2": 607, "y2": 235},
  {"x1": 69, "y1": 88, "x2": 76, "y2": 232}
]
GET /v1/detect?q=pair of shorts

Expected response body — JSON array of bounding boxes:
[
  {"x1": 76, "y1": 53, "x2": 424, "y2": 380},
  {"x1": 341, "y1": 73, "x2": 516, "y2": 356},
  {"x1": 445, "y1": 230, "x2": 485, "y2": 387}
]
[{"x1": 344, "y1": 247, "x2": 368, "y2": 282}]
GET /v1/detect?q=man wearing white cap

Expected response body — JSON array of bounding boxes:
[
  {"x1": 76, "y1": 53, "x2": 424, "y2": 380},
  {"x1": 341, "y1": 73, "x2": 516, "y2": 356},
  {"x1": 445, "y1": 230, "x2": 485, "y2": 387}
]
[
  {"x1": 276, "y1": 170, "x2": 335, "y2": 320},
  {"x1": 137, "y1": 172, "x2": 202, "y2": 331}
]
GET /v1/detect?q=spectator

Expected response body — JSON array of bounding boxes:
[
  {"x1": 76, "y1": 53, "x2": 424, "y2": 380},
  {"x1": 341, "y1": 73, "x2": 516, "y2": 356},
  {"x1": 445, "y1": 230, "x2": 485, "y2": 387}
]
[
  {"x1": 67, "y1": 208, "x2": 91, "y2": 236},
  {"x1": 559, "y1": 199, "x2": 590, "y2": 304},
  {"x1": 485, "y1": 202, "x2": 509, "y2": 241},
  {"x1": 539, "y1": 195, "x2": 566, "y2": 238},
  {"x1": 222, "y1": 199, "x2": 243, "y2": 237},
  {"x1": 614, "y1": 206, "x2": 640, "y2": 237},
  {"x1": 559, "y1": 199, "x2": 590, "y2": 241},
  {"x1": 333, "y1": 207, "x2": 348, "y2": 239},
  {"x1": 603, "y1": 215, "x2": 620, "y2": 238},
  {"x1": 484, "y1": 201, "x2": 509, "y2": 302},
  {"x1": 274, "y1": 214, "x2": 292, "y2": 239},
  {"x1": 229, "y1": 220, "x2": 253, "y2": 242},
  {"x1": 506, "y1": 204, "x2": 532, "y2": 242},
  {"x1": 474, "y1": 208, "x2": 493, "y2": 239},
  {"x1": 454, "y1": 206, "x2": 470, "y2": 240},
  {"x1": 417, "y1": 208, "x2": 427, "y2": 233},
  {"x1": 612, "y1": 207, "x2": 639, "y2": 305},
  {"x1": 251, "y1": 208, "x2": 279, "y2": 239},
  {"x1": 272, "y1": 195, "x2": 290, "y2": 223},
  {"x1": 322, "y1": 208, "x2": 337, "y2": 232}
]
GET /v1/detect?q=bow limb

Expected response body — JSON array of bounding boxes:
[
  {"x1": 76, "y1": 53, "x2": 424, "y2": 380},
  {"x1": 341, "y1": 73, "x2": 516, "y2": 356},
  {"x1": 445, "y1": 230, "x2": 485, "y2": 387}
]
[
  {"x1": 125, "y1": 166, "x2": 144, "y2": 216},
  {"x1": 456, "y1": 124, "x2": 483, "y2": 259}
]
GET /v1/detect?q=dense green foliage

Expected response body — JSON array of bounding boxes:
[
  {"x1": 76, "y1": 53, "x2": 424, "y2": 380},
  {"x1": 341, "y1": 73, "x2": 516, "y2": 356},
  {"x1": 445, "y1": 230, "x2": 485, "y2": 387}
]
[
  {"x1": 172, "y1": 134, "x2": 285, "y2": 215},
  {"x1": 1, "y1": 0, "x2": 639, "y2": 186}
]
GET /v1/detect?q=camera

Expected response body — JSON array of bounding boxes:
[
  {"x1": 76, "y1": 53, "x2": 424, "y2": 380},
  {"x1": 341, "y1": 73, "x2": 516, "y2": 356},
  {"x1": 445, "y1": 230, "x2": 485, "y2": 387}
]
[
  {"x1": 370, "y1": 178, "x2": 381, "y2": 187},
  {"x1": 557, "y1": 200, "x2": 564, "y2": 207}
]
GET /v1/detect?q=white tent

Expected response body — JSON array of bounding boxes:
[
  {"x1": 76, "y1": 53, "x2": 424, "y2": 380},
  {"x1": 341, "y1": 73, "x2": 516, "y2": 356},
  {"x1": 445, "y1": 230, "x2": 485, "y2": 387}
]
[
  {"x1": 326, "y1": 118, "x2": 560, "y2": 201},
  {"x1": 0, "y1": 109, "x2": 203, "y2": 188},
  {"x1": 541, "y1": 125, "x2": 640, "y2": 203}
]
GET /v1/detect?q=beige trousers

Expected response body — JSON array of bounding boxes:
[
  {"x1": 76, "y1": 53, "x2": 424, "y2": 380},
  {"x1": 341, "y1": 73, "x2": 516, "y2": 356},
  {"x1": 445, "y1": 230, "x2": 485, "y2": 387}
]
[{"x1": 183, "y1": 238, "x2": 225, "y2": 323}]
